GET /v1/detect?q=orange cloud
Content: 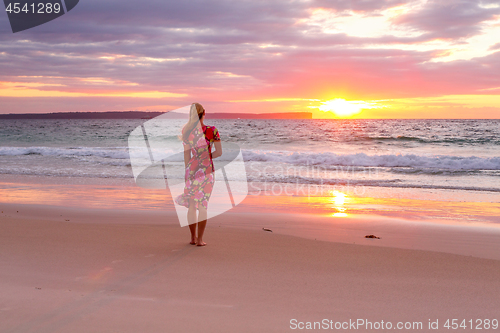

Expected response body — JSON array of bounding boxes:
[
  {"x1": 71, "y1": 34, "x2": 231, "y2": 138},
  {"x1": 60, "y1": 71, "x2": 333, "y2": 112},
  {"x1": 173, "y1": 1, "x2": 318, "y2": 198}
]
[{"x1": 0, "y1": 81, "x2": 186, "y2": 99}]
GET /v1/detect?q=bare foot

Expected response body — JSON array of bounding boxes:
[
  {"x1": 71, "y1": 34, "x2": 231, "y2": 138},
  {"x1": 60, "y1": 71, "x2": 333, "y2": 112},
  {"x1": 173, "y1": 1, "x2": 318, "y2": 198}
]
[
  {"x1": 197, "y1": 241, "x2": 207, "y2": 247},
  {"x1": 189, "y1": 237, "x2": 197, "y2": 245}
]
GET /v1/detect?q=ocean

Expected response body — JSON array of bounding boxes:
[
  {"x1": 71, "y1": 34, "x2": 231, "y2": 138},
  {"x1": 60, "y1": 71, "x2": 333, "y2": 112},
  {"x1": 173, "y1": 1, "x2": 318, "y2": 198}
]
[{"x1": 0, "y1": 118, "x2": 499, "y2": 200}]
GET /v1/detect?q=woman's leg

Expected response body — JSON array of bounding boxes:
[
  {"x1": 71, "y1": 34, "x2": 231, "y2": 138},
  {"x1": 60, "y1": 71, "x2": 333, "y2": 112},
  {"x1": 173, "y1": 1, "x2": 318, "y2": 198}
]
[
  {"x1": 196, "y1": 206, "x2": 208, "y2": 246},
  {"x1": 188, "y1": 199, "x2": 197, "y2": 244}
]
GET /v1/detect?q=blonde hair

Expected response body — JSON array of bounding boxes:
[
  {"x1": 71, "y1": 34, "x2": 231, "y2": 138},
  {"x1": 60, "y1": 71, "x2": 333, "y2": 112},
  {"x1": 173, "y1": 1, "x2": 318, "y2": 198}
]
[{"x1": 182, "y1": 103, "x2": 205, "y2": 140}]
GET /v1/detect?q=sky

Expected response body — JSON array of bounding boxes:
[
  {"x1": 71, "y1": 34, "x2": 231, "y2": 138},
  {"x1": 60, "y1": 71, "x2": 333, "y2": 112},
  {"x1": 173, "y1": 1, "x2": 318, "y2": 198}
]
[{"x1": 1, "y1": 0, "x2": 500, "y2": 118}]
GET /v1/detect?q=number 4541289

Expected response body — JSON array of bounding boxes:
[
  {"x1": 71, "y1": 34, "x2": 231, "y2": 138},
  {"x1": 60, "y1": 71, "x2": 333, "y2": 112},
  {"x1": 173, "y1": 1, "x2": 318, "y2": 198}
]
[
  {"x1": 5, "y1": 2, "x2": 62, "y2": 14},
  {"x1": 444, "y1": 319, "x2": 498, "y2": 330}
]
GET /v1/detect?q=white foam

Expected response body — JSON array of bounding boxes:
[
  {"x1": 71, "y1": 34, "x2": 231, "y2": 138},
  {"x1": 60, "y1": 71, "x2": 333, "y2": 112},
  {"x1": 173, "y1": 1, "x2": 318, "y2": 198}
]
[
  {"x1": 0, "y1": 146, "x2": 130, "y2": 159},
  {"x1": 243, "y1": 150, "x2": 500, "y2": 171}
]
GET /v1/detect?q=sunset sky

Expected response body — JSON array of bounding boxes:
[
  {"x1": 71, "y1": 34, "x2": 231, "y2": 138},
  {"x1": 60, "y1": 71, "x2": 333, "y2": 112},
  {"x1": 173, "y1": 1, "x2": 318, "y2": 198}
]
[{"x1": 1, "y1": 0, "x2": 500, "y2": 118}]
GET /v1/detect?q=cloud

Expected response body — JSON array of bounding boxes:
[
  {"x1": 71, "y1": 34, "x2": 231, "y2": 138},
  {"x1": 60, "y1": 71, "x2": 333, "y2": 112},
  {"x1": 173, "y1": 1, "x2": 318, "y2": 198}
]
[
  {"x1": 489, "y1": 43, "x2": 500, "y2": 51},
  {"x1": 0, "y1": 0, "x2": 499, "y2": 117},
  {"x1": 393, "y1": 0, "x2": 500, "y2": 39},
  {"x1": 311, "y1": 0, "x2": 409, "y2": 12}
]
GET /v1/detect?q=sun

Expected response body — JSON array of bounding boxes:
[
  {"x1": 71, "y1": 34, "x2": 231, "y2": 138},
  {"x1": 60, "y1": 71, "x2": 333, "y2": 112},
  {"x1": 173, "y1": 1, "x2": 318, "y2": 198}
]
[{"x1": 318, "y1": 98, "x2": 380, "y2": 117}]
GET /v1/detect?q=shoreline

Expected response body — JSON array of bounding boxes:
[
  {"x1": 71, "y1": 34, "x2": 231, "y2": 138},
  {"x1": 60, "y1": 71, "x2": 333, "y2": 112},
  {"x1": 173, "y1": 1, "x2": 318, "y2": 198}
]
[
  {"x1": 2, "y1": 201, "x2": 500, "y2": 261},
  {"x1": 1, "y1": 173, "x2": 499, "y2": 260}
]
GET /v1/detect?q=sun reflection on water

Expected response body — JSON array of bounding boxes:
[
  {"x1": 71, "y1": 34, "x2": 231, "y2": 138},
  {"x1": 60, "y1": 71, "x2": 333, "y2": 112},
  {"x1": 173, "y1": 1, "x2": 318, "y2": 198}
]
[{"x1": 330, "y1": 190, "x2": 348, "y2": 217}]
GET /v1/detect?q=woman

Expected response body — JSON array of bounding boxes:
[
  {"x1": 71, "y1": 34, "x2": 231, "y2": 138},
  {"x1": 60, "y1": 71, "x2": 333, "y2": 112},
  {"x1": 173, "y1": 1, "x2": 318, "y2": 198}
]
[{"x1": 175, "y1": 103, "x2": 222, "y2": 246}]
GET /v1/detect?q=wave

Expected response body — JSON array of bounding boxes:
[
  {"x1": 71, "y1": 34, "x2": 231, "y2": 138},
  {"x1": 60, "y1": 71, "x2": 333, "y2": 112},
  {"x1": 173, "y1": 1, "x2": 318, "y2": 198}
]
[
  {"x1": 243, "y1": 150, "x2": 500, "y2": 171},
  {"x1": 248, "y1": 176, "x2": 500, "y2": 193},
  {"x1": 0, "y1": 169, "x2": 133, "y2": 179},
  {"x1": 0, "y1": 146, "x2": 130, "y2": 159},
  {"x1": 351, "y1": 135, "x2": 500, "y2": 145},
  {"x1": 2, "y1": 146, "x2": 500, "y2": 171},
  {"x1": 0, "y1": 145, "x2": 235, "y2": 165},
  {"x1": 360, "y1": 136, "x2": 428, "y2": 143},
  {"x1": 1, "y1": 146, "x2": 498, "y2": 192}
]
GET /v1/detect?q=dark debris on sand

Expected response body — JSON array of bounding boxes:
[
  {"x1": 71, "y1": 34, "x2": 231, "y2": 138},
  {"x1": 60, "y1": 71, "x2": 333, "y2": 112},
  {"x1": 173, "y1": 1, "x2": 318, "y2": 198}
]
[{"x1": 365, "y1": 235, "x2": 380, "y2": 239}]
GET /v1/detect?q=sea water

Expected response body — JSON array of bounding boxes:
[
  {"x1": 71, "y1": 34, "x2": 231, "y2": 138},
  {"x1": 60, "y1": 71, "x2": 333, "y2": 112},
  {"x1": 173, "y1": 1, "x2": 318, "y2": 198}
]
[{"x1": 0, "y1": 119, "x2": 499, "y2": 198}]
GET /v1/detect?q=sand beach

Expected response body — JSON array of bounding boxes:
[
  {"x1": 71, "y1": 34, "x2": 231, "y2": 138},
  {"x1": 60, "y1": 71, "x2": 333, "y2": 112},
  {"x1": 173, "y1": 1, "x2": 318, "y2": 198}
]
[{"x1": 1, "y1": 175, "x2": 499, "y2": 332}]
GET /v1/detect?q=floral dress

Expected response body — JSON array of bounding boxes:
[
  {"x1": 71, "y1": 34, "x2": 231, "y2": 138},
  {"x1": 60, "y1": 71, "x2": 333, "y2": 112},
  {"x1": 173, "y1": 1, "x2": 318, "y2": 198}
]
[{"x1": 175, "y1": 125, "x2": 220, "y2": 210}]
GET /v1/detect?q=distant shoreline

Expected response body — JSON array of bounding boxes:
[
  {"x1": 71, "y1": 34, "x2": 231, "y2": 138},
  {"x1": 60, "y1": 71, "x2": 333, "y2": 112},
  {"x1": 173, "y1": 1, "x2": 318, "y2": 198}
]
[{"x1": 0, "y1": 111, "x2": 313, "y2": 120}]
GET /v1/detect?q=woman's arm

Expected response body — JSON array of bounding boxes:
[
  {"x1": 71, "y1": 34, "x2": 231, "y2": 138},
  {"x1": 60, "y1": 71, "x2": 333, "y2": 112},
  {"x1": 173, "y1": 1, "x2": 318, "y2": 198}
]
[
  {"x1": 183, "y1": 148, "x2": 191, "y2": 167},
  {"x1": 211, "y1": 140, "x2": 222, "y2": 159}
]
